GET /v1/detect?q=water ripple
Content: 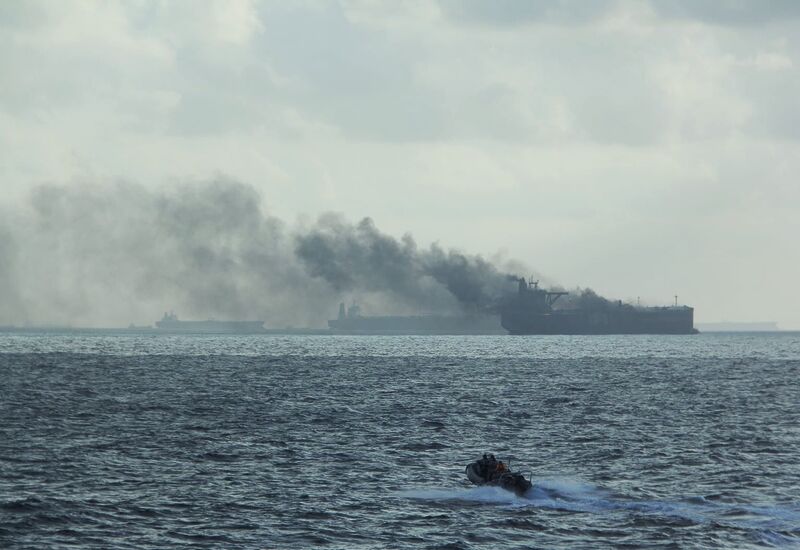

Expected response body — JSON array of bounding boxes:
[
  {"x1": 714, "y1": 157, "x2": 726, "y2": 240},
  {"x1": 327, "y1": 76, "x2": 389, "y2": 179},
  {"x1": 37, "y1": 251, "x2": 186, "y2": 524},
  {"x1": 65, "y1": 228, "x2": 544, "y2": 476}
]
[{"x1": 1, "y1": 333, "x2": 799, "y2": 549}]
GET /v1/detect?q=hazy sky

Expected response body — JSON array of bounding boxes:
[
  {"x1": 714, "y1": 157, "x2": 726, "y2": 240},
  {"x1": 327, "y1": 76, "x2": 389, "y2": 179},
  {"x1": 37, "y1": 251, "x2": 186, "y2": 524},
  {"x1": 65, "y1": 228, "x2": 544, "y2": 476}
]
[{"x1": 2, "y1": 1, "x2": 799, "y2": 327}]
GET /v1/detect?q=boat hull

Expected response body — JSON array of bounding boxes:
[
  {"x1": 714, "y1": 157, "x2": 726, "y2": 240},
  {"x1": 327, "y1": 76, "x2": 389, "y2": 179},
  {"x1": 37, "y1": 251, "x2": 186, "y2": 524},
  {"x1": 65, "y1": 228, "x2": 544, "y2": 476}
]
[
  {"x1": 501, "y1": 307, "x2": 697, "y2": 335},
  {"x1": 465, "y1": 461, "x2": 532, "y2": 496}
]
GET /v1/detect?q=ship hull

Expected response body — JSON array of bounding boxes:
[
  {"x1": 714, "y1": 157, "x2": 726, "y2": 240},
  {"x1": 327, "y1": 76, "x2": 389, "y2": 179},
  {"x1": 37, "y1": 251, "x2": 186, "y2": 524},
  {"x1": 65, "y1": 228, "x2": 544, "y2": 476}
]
[
  {"x1": 501, "y1": 307, "x2": 697, "y2": 335},
  {"x1": 155, "y1": 320, "x2": 265, "y2": 334}
]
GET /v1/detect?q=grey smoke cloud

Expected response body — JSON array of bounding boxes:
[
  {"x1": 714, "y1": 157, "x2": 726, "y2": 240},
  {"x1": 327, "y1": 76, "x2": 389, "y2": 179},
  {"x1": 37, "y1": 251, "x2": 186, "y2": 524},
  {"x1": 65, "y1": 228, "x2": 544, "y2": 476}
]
[
  {"x1": 2, "y1": 2, "x2": 798, "y2": 327},
  {"x1": 0, "y1": 179, "x2": 520, "y2": 327},
  {"x1": 295, "y1": 215, "x2": 512, "y2": 313},
  {"x1": 0, "y1": 179, "x2": 325, "y2": 327}
]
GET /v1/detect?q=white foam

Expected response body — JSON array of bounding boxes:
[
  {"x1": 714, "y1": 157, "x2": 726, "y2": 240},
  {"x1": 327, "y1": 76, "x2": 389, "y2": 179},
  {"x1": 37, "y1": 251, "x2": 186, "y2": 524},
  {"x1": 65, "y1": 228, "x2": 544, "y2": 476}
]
[
  {"x1": 397, "y1": 486, "x2": 525, "y2": 505},
  {"x1": 399, "y1": 479, "x2": 800, "y2": 536},
  {"x1": 397, "y1": 478, "x2": 605, "y2": 511},
  {"x1": 532, "y1": 477, "x2": 605, "y2": 499}
]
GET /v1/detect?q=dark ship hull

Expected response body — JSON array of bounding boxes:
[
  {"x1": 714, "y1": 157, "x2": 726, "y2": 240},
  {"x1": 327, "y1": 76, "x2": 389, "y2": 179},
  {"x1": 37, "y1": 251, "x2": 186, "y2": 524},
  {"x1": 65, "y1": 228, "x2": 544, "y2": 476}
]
[
  {"x1": 501, "y1": 307, "x2": 696, "y2": 335},
  {"x1": 328, "y1": 303, "x2": 504, "y2": 335},
  {"x1": 155, "y1": 313, "x2": 265, "y2": 334},
  {"x1": 500, "y1": 279, "x2": 697, "y2": 335}
]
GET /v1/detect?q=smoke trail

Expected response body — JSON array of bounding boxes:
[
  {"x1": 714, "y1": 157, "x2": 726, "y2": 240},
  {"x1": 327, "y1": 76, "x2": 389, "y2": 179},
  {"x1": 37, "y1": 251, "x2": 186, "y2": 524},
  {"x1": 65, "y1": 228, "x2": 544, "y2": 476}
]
[
  {"x1": 0, "y1": 221, "x2": 22, "y2": 324},
  {"x1": 295, "y1": 215, "x2": 512, "y2": 314},
  {"x1": 554, "y1": 287, "x2": 613, "y2": 311},
  {"x1": 0, "y1": 178, "x2": 522, "y2": 327},
  {"x1": 0, "y1": 179, "x2": 334, "y2": 327}
]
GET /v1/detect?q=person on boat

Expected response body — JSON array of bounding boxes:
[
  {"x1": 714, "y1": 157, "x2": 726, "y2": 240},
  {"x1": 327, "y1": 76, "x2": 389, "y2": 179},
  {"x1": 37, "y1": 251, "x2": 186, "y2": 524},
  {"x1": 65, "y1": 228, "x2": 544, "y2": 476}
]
[
  {"x1": 496, "y1": 461, "x2": 508, "y2": 474},
  {"x1": 482, "y1": 454, "x2": 498, "y2": 479}
]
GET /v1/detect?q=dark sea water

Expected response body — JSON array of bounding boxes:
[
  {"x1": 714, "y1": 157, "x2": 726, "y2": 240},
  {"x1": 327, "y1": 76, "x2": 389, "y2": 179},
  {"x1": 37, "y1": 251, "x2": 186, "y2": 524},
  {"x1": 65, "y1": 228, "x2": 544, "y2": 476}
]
[{"x1": 1, "y1": 332, "x2": 799, "y2": 549}]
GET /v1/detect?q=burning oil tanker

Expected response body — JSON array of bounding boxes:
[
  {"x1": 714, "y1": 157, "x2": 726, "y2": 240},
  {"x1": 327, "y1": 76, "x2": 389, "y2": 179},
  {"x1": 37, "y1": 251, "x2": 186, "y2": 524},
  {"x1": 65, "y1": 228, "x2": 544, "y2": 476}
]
[
  {"x1": 500, "y1": 278, "x2": 697, "y2": 335},
  {"x1": 328, "y1": 278, "x2": 696, "y2": 335}
]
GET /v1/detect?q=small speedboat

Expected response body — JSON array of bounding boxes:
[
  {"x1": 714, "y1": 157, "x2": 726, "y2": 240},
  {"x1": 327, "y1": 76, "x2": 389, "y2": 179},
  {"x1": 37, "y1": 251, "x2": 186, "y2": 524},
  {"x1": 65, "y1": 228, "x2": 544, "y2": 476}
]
[{"x1": 465, "y1": 453, "x2": 533, "y2": 496}]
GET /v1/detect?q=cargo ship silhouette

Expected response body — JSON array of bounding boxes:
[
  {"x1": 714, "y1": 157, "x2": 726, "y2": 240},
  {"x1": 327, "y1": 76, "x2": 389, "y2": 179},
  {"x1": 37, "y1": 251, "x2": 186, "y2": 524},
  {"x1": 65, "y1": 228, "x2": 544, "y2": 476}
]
[
  {"x1": 328, "y1": 303, "x2": 504, "y2": 335},
  {"x1": 155, "y1": 312, "x2": 265, "y2": 334},
  {"x1": 500, "y1": 278, "x2": 697, "y2": 335}
]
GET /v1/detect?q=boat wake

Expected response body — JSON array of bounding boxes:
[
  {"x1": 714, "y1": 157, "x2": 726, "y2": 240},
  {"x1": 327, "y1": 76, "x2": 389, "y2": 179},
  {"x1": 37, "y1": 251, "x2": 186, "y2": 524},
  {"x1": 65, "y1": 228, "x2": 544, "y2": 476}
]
[
  {"x1": 400, "y1": 478, "x2": 609, "y2": 511},
  {"x1": 400, "y1": 478, "x2": 800, "y2": 546}
]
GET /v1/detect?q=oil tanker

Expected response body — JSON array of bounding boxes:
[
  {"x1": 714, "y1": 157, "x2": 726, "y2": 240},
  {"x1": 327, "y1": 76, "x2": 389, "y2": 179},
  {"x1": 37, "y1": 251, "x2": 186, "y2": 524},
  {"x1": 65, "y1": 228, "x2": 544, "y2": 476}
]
[
  {"x1": 500, "y1": 278, "x2": 697, "y2": 335},
  {"x1": 155, "y1": 312, "x2": 265, "y2": 334},
  {"x1": 328, "y1": 303, "x2": 504, "y2": 335}
]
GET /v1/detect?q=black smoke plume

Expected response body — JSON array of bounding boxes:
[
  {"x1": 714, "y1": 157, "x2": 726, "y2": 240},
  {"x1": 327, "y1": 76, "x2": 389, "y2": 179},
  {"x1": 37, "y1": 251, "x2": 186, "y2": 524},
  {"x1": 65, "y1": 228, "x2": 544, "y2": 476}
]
[
  {"x1": 295, "y1": 215, "x2": 510, "y2": 314},
  {"x1": 0, "y1": 178, "x2": 519, "y2": 327},
  {"x1": 553, "y1": 287, "x2": 613, "y2": 311}
]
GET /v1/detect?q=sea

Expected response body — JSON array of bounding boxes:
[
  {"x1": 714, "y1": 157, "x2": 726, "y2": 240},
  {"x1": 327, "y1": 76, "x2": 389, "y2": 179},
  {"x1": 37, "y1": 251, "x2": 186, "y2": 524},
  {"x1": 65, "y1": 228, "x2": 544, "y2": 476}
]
[{"x1": 1, "y1": 331, "x2": 799, "y2": 549}]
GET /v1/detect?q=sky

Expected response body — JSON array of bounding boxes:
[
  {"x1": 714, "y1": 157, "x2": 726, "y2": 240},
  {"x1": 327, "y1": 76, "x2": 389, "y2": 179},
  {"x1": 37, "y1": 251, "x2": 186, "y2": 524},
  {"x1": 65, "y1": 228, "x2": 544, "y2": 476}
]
[{"x1": 1, "y1": 0, "x2": 799, "y2": 328}]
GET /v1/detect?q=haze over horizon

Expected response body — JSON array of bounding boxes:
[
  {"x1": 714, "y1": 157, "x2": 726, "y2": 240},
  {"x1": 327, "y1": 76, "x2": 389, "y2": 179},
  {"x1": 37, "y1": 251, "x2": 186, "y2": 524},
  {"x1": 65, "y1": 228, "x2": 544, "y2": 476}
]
[{"x1": 2, "y1": 1, "x2": 799, "y2": 329}]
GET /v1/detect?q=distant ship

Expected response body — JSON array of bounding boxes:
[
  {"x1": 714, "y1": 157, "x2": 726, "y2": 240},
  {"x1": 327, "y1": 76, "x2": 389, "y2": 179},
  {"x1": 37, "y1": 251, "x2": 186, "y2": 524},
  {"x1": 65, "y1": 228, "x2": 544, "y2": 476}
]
[
  {"x1": 155, "y1": 312, "x2": 265, "y2": 334},
  {"x1": 500, "y1": 278, "x2": 697, "y2": 335},
  {"x1": 328, "y1": 303, "x2": 505, "y2": 335}
]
